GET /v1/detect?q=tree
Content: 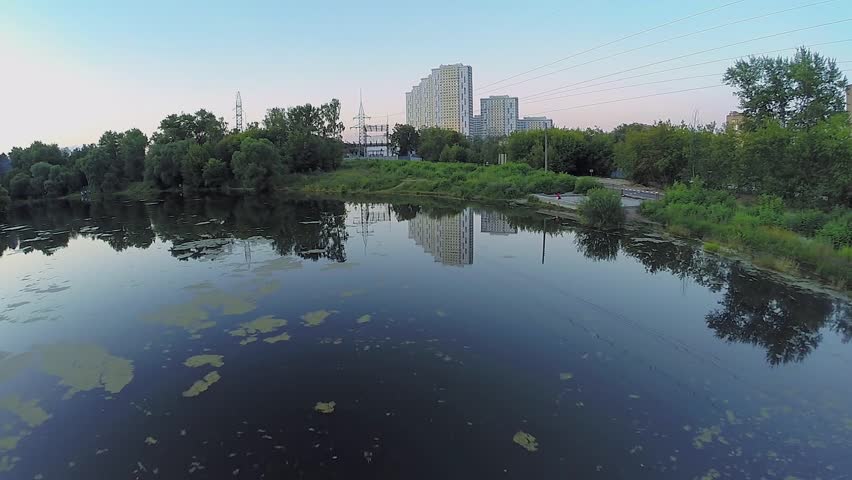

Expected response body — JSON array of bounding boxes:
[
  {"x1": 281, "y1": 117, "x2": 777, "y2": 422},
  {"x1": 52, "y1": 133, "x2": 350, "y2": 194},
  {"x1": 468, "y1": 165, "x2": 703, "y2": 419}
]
[
  {"x1": 10, "y1": 173, "x2": 31, "y2": 198},
  {"x1": 418, "y1": 127, "x2": 468, "y2": 162},
  {"x1": 202, "y1": 158, "x2": 229, "y2": 189},
  {"x1": 390, "y1": 124, "x2": 420, "y2": 156},
  {"x1": 0, "y1": 186, "x2": 9, "y2": 216},
  {"x1": 144, "y1": 140, "x2": 192, "y2": 188},
  {"x1": 724, "y1": 47, "x2": 847, "y2": 129},
  {"x1": 181, "y1": 143, "x2": 212, "y2": 190},
  {"x1": 120, "y1": 128, "x2": 148, "y2": 182},
  {"x1": 231, "y1": 138, "x2": 284, "y2": 191}
]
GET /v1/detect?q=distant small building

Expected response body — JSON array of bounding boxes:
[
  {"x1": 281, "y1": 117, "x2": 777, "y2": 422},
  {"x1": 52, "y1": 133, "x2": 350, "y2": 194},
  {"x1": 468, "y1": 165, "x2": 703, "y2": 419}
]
[
  {"x1": 516, "y1": 116, "x2": 553, "y2": 131},
  {"x1": 726, "y1": 111, "x2": 745, "y2": 131},
  {"x1": 470, "y1": 115, "x2": 483, "y2": 138}
]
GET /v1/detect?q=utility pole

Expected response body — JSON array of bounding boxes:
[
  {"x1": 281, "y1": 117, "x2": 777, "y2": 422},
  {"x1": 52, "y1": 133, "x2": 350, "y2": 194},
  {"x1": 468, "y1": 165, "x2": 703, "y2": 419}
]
[{"x1": 544, "y1": 126, "x2": 549, "y2": 172}]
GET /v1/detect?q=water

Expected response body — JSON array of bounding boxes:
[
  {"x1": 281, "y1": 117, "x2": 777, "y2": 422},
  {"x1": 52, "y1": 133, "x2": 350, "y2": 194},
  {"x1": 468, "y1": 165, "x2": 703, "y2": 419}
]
[{"x1": 0, "y1": 195, "x2": 849, "y2": 479}]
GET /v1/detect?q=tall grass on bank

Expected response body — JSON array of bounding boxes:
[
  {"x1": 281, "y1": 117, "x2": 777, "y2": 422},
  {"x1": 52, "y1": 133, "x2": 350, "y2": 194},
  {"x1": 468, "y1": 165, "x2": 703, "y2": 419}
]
[
  {"x1": 294, "y1": 159, "x2": 577, "y2": 200},
  {"x1": 579, "y1": 188, "x2": 625, "y2": 229},
  {"x1": 641, "y1": 182, "x2": 851, "y2": 287}
]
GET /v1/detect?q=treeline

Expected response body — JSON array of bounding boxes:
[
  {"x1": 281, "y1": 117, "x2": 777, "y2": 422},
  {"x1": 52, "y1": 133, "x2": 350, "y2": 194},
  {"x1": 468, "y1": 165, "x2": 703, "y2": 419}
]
[
  {"x1": 0, "y1": 99, "x2": 346, "y2": 208},
  {"x1": 388, "y1": 48, "x2": 849, "y2": 209}
]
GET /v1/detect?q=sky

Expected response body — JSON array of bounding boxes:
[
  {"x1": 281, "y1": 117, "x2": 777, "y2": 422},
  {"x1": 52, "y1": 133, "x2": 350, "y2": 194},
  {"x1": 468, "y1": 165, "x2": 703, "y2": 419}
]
[{"x1": 0, "y1": 0, "x2": 850, "y2": 152}]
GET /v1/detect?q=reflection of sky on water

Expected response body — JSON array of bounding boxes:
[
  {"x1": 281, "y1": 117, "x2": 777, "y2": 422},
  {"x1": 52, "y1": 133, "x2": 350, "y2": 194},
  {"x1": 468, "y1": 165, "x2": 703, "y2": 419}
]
[{"x1": 0, "y1": 196, "x2": 850, "y2": 479}]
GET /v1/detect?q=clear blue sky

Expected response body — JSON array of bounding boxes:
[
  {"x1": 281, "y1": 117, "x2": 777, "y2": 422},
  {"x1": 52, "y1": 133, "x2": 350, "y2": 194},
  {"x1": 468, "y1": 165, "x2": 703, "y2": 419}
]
[{"x1": 1, "y1": 0, "x2": 850, "y2": 151}]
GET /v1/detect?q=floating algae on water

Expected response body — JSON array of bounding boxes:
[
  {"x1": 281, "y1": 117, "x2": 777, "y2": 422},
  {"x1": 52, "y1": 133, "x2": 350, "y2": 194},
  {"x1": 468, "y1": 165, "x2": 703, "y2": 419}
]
[
  {"x1": 182, "y1": 371, "x2": 221, "y2": 398},
  {"x1": 229, "y1": 316, "x2": 288, "y2": 337},
  {"x1": 341, "y1": 289, "x2": 366, "y2": 298},
  {"x1": 302, "y1": 310, "x2": 335, "y2": 327},
  {"x1": 193, "y1": 291, "x2": 256, "y2": 316},
  {"x1": 513, "y1": 431, "x2": 539, "y2": 452},
  {"x1": 263, "y1": 333, "x2": 291, "y2": 344},
  {"x1": 143, "y1": 303, "x2": 214, "y2": 334},
  {"x1": 356, "y1": 315, "x2": 371, "y2": 324},
  {"x1": 0, "y1": 436, "x2": 21, "y2": 451},
  {"x1": 183, "y1": 355, "x2": 224, "y2": 368},
  {"x1": 144, "y1": 436, "x2": 158, "y2": 445},
  {"x1": 35, "y1": 344, "x2": 134, "y2": 399},
  {"x1": 239, "y1": 337, "x2": 258, "y2": 346},
  {"x1": 0, "y1": 396, "x2": 51, "y2": 427},
  {"x1": 314, "y1": 401, "x2": 336, "y2": 414},
  {"x1": 559, "y1": 372, "x2": 573, "y2": 380},
  {"x1": 321, "y1": 262, "x2": 359, "y2": 271}
]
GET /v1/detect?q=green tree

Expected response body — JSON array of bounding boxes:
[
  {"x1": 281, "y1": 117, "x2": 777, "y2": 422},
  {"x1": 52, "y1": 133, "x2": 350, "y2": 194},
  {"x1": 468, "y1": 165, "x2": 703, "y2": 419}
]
[
  {"x1": 9, "y1": 173, "x2": 31, "y2": 198},
  {"x1": 202, "y1": 158, "x2": 229, "y2": 189},
  {"x1": 418, "y1": 127, "x2": 468, "y2": 162},
  {"x1": 144, "y1": 140, "x2": 192, "y2": 188},
  {"x1": 724, "y1": 47, "x2": 848, "y2": 129},
  {"x1": 0, "y1": 186, "x2": 9, "y2": 216},
  {"x1": 390, "y1": 124, "x2": 420, "y2": 156},
  {"x1": 120, "y1": 128, "x2": 148, "y2": 182},
  {"x1": 181, "y1": 143, "x2": 212, "y2": 190},
  {"x1": 231, "y1": 138, "x2": 284, "y2": 191}
]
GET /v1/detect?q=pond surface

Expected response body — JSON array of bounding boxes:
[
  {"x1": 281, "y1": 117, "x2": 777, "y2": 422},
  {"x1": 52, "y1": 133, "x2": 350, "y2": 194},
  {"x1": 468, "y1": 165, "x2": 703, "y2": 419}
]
[{"x1": 0, "y1": 195, "x2": 850, "y2": 479}]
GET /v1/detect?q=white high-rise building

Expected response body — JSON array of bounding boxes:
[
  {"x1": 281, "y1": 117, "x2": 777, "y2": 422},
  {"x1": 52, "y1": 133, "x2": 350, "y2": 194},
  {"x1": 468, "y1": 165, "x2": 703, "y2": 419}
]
[
  {"x1": 406, "y1": 64, "x2": 474, "y2": 135},
  {"x1": 516, "y1": 116, "x2": 554, "y2": 131},
  {"x1": 480, "y1": 96, "x2": 519, "y2": 137}
]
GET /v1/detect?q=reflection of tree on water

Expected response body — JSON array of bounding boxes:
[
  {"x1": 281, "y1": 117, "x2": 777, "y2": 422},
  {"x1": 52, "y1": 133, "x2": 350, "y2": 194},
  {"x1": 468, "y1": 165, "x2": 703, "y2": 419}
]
[{"x1": 2, "y1": 197, "x2": 848, "y2": 366}]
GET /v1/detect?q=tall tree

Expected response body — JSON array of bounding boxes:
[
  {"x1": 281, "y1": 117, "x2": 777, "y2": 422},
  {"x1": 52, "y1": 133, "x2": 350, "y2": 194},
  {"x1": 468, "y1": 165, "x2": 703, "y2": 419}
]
[
  {"x1": 390, "y1": 124, "x2": 420, "y2": 156},
  {"x1": 724, "y1": 47, "x2": 847, "y2": 129}
]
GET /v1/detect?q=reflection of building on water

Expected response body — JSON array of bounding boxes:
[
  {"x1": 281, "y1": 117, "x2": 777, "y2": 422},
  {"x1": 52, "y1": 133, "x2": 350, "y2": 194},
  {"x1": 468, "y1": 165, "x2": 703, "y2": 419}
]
[
  {"x1": 408, "y1": 209, "x2": 474, "y2": 266},
  {"x1": 349, "y1": 203, "x2": 393, "y2": 250},
  {"x1": 480, "y1": 211, "x2": 517, "y2": 235}
]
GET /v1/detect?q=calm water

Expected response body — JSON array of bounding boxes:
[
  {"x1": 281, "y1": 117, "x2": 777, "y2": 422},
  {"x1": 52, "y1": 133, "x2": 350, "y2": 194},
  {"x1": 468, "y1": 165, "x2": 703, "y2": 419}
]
[{"x1": 0, "y1": 195, "x2": 850, "y2": 479}]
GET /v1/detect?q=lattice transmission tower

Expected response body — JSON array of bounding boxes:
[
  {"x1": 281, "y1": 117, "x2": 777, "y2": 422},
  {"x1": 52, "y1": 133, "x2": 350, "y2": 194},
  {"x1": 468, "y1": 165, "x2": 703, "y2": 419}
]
[
  {"x1": 350, "y1": 91, "x2": 390, "y2": 157},
  {"x1": 235, "y1": 91, "x2": 244, "y2": 132}
]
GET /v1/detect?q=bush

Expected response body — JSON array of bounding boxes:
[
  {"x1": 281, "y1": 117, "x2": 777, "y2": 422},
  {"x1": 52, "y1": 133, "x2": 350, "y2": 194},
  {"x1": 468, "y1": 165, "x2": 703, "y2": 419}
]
[
  {"x1": 9, "y1": 173, "x2": 31, "y2": 198},
  {"x1": 783, "y1": 209, "x2": 829, "y2": 237},
  {"x1": 818, "y1": 218, "x2": 851, "y2": 248},
  {"x1": 579, "y1": 188, "x2": 625, "y2": 228},
  {"x1": 574, "y1": 176, "x2": 602, "y2": 194},
  {"x1": 703, "y1": 241, "x2": 721, "y2": 253}
]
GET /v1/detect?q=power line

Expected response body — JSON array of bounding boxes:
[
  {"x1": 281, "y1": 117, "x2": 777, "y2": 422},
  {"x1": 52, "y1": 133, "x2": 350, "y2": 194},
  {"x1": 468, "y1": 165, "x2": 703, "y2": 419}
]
[
  {"x1": 481, "y1": 0, "x2": 834, "y2": 95},
  {"x1": 527, "y1": 39, "x2": 852, "y2": 103},
  {"x1": 523, "y1": 19, "x2": 852, "y2": 100},
  {"x1": 528, "y1": 85, "x2": 726, "y2": 116},
  {"x1": 525, "y1": 73, "x2": 724, "y2": 104},
  {"x1": 479, "y1": 0, "x2": 749, "y2": 91}
]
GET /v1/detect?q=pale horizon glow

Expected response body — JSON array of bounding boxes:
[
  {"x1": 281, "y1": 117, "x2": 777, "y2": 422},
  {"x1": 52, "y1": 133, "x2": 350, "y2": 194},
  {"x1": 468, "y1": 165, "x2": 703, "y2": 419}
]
[{"x1": 0, "y1": 0, "x2": 850, "y2": 152}]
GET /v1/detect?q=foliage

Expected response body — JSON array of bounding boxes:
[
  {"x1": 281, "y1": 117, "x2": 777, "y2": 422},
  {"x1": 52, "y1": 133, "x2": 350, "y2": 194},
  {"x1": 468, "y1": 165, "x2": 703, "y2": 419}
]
[
  {"x1": 506, "y1": 128, "x2": 614, "y2": 176},
  {"x1": 573, "y1": 176, "x2": 602, "y2": 194},
  {"x1": 579, "y1": 188, "x2": 625, "y2": 228},
  {"x1": 144, "y1": 140, "x2": 191, "y2": 189},
  {"x1": 231, "y1": 138, "x2": 284, "y2": 191},
  {"x1": 390, "y1": 124, "x2": 420, "y2": 156},
  {"x1": 723, "y1": 47, "x2": 847, "y2": 129},
  {"x1": 295, "y1": 159, "x2": 576, "y2": 200},
  {"x1": 202, "y1": 158, "x2": 229, "y2": 189},
  {"x1": 418, "y1": 127, "x2": 469, "y2": 162},
  {"x1": 642, "y1": 182, "x2": 851, "y2": 285},
  {"x1": 0, "y1": 186, "x2": 9, "y2": 215},
  {"x1": 151, "y1": 110, "x2": 227, "y2": 145}
]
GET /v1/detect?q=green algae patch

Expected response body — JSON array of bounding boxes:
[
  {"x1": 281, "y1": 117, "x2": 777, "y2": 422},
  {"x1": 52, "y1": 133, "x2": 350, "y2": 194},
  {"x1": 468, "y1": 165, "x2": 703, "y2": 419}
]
[
  {"x1": 314, "y1": 401, "x2": 336, "y2": 414},
  {"x1": 264, "y1": 333, "x2": 291, "y2": 344},
  {"x1": 253, "y1": 257, "x2": 302, "y2": 276},
  {"x1": 0, "y1": 396, "x2": 51, "y2": 427},
  {"x1": 693, "y1": 425, "x2": 722, "y2": 449},
  {"x1": 435, "y1": 310, "x2": 447, "y2": 317},
  {"x1": 144, "y1": 303, "x2": 213, "y2": 334},
  {"x1": 0, "y1": 455, "x2": 18, "y2": 472},
  {"x1": 184, "y1": 355, "x2": 224, "y2": 368},
  {"x1": 321, "y1": 262, "x2": 359, "y2": 271},
  {"x1": 356, "y1": 315, "x2": 371, "y2": 324},
  {"x1": 182, "y1": 371, "x2": 221, "y2": 398},
  {"x1": 341, "y1": 289, "x2": 366, "y2": 298},
  {"x1": 239, "y1": 337, "x2": 258, "y2": 346},
  {"x1": 559, "y1": 372, "x2": 573, "y2": 381},
  {"x1": 697, "y1": 469, "x2": 721, "y2": 480},
  {"x1": 194, "y1": 292, "x2": 256, "y2": 316},
  {"x1": 513, "y1": 431, "x2": 539, "y2": 452},
  {"x1": 302, "y1": 310, "x2": 336, "y2": 327},
  {"x1": 0, "y1": 353, "x2": 34, "y2": 383},
  {"x1": 230, "y1": 316, "x2": 288, "y2": 337},
  {"x1": 144, "y1": 436, "x2": 158, "y2": 445},
  {"x1": 35, "y1": 344, "x2": 134, "y2": 399},
  {"x1": 0, "y1": 436, "x2": 21, "y2": 452}
]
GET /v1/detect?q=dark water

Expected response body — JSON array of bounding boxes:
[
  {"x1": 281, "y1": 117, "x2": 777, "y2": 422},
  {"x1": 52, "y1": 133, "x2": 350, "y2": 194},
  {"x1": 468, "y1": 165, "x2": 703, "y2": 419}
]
[{"x1": 0, "y1": 195, "x2": 850, "y2": 479}]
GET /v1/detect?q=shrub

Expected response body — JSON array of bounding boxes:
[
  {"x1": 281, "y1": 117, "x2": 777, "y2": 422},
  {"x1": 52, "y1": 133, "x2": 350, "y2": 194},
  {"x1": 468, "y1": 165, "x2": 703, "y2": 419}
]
[
  {"x1": 574, "y1": 176, "x2": 601, "y2": 194},
  {"x1": 818, "y1": 218, "x2": 851, "y2": 248},
  {"x1": 783, "y1": 210, "x2": 829, "y2": 237},
  {"x1": 703, "y1": 241, "x2": 721, "y2": 253},
  {"x1": 579, "y1": 188, "x2": 625, "y2": 228}
]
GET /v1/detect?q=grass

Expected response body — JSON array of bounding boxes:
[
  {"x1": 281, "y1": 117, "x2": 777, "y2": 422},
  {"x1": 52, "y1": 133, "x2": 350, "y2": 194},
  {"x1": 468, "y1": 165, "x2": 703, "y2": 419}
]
[
  {"x1": 642, "y1": 182, "x2": 851, "y2": 289},
  {"x1": 291, "y1": 159, "x2": 577, "y2": 200}
]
